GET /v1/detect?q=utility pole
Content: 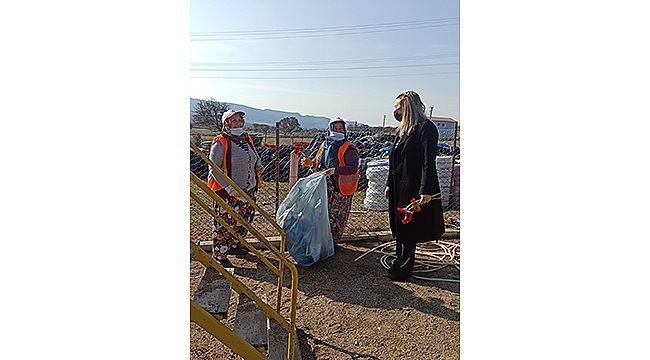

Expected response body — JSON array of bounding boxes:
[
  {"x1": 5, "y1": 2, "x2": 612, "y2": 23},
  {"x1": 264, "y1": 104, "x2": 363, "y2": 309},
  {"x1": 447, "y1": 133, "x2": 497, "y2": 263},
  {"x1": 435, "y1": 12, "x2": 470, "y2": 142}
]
[
  {"x1": 382, "y1": 114, "x2": 386, "y2": 128},
  {"x1": 429, "y1": 107, "x2": 434, "y2": 118}
]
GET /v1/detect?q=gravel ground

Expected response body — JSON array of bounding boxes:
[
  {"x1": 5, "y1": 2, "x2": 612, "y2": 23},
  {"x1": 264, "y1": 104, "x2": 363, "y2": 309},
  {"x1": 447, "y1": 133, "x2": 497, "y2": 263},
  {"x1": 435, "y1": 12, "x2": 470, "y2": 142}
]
[{"x1": 190, "y1": 238, "x2": 460, "y2": 360}]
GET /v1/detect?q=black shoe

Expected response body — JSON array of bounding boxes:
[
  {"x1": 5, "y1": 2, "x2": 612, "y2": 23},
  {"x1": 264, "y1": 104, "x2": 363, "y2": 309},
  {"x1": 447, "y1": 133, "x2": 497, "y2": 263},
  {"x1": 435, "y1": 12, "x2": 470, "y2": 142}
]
[
  {"x1": 388, "y1": 271, "x2": 412, "y2": 282},
  {"x1": 388, "y1": 258, "x2": 405, "y2": 271},
  {"x1": 388, "y1": 255, "x2": 414, "y2": 281},
  {"x1": 215, "y1": 258, "x2": 234, "y2": 268},
  {"x1": 230, "y1": 246, "x2": 249, "y2": 256}
]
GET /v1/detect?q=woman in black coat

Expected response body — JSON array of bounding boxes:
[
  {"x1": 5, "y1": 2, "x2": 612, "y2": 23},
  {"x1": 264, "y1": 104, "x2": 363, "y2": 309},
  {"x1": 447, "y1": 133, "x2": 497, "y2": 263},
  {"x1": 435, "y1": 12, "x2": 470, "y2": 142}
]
[{"x1": 384, "y1": 91, "x2": 445, "y2": 281}]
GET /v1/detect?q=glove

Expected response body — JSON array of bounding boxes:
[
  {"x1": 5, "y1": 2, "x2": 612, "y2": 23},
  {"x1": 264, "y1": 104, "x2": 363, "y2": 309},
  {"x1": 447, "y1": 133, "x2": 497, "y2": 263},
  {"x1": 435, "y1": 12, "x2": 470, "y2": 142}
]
[
  {"x1": 301, "y1": 158, "x2": 313, "y2": 168},
  {"x1": 325, "y1": 168, "x2": 335, "y2": 176}
]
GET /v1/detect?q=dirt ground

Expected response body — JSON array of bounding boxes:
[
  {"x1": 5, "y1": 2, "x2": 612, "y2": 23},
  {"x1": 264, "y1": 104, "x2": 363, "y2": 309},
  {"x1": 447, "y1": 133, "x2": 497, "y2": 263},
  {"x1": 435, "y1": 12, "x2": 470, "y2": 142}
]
[{"x1": 190, "y1": 237, "x2": 460, "y2": 360}]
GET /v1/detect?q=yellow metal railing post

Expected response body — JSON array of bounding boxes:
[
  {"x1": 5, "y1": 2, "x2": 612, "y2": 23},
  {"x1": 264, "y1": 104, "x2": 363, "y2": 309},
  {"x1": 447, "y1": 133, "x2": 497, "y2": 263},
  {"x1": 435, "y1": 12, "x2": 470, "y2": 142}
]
[
  {"x1": 191, "y1": 141, "x2": 299, "y2": 359},
  {"x1": 191, "y1": 301, "x2": 267, "y2": 360}
]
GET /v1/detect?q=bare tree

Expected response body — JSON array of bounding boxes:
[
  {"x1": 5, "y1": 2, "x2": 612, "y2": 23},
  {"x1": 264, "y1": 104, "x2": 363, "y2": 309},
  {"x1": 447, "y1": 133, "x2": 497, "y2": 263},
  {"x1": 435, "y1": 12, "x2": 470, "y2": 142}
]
[
  {"x1": 278, "y1": 117, "x2": 302, "y2": 134},
  {"x1": 191, "y1": 98, "x2": 230, "y2": 131}
]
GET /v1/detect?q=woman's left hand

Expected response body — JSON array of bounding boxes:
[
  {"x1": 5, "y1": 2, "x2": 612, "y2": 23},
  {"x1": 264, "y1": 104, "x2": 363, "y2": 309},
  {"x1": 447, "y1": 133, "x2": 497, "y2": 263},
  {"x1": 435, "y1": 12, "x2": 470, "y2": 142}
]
[
  {"x1": 325, "y1": 168, "x2": 335, "y2": 176},
  {"x1": 419, "y1": 194, "x2": 432, "y2": 205}
]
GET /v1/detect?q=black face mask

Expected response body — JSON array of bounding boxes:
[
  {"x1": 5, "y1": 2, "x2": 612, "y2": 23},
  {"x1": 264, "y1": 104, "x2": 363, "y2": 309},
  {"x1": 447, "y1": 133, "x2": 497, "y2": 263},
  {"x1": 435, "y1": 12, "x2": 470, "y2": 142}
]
[{"x1": 393, "y1": 109, "x2": 402, "y2": 122}]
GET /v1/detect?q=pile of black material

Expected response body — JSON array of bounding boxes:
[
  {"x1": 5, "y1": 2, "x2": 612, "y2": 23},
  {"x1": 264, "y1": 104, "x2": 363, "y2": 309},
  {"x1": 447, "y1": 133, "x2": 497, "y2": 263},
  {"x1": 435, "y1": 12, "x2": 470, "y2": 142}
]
[
  {"x1": 280, "y1": 131, "x2": 393, "y2": 190},
  {"x1": 436, "y1": 142, "x2": 460, "y2": 156},
  {"x1": 258, "y1": 145, "x2": 313, "y2": 183},
  {"x1": 190, "y1": 147, "x2": 210, "y2": 180},
  {"x1": 191, "y1": 131, "x2": 392, "y2": 187},
  {"x1": 190, "y1": 131, "x2": 458, "y2": 189}
]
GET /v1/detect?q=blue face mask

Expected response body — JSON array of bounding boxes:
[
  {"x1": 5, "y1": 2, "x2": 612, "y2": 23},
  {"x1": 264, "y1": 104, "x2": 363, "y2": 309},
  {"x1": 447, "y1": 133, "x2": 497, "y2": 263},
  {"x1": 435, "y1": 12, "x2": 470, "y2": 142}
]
[
  {"x1": 230, "y1": 128, "x2": 245, "y2": 136},
  {"x1": 329, "y1": 132, "x2": 345, "y2": 141}
]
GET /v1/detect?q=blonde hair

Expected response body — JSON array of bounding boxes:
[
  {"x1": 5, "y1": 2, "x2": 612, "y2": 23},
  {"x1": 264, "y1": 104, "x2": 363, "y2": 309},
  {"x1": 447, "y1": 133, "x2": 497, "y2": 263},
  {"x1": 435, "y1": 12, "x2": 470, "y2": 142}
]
[{"x1": 396, "y1": 90, "x2": 428, "y2": 138}]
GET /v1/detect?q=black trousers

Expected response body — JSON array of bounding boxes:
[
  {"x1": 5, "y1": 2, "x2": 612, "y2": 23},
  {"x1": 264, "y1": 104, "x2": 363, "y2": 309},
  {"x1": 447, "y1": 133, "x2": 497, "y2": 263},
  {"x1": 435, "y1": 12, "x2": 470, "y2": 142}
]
[{"x1": 389, "y1": 239, "x2": 416, "y2": 278}]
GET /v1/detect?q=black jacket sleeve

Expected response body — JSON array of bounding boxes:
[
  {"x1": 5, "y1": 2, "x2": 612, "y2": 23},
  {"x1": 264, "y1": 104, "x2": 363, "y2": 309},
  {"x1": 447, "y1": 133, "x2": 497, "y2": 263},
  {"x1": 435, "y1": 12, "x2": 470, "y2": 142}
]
[{"x1": 418, "y1": 121, "x2": 439, "y2": 195}]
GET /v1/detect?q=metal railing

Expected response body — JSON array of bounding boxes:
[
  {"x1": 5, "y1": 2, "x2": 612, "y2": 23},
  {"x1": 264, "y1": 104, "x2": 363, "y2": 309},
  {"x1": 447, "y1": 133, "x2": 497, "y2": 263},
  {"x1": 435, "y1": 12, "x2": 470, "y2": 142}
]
[{"x1": 190, "y1": 141, "x2": 299, "y2": 360}]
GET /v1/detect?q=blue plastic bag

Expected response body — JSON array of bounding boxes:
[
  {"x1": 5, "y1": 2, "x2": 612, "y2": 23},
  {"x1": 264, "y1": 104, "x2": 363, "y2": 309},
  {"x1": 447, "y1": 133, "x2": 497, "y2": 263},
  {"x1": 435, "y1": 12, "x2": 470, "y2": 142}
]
[{"x1": 276, "y1": 171, "x2": 334, "y2": 266}]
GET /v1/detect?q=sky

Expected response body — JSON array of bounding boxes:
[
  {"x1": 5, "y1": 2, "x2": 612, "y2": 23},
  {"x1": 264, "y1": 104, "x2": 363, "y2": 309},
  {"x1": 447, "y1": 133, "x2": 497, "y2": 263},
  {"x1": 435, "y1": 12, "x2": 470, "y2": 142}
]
[
  {"x1": 3, "y1": 2, "x2": 650, "y2": 359},
  {"x1": 190, "y1": 0, "x2": 459, "y2": 127}
]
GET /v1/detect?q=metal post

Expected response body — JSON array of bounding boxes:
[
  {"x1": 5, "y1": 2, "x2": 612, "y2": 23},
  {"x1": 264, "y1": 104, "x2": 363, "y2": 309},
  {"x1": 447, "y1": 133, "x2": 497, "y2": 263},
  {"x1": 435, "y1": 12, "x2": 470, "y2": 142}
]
[
  {"x1": 275, "y1": 122, "x2": 280, "y2": 214},
  {"x1": 449, "y1": 122, "x2": 458, "y2": 208}
]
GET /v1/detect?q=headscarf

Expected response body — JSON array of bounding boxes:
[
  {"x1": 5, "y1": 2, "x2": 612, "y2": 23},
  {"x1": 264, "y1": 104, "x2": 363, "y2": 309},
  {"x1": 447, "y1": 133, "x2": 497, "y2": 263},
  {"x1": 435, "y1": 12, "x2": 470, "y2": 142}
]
[
  {"x1": 318, "y1": 117, "x2": 347, "y2": 169},
  {"x1": 222, "y1": 112, "x2": 248, "y2": 145}
]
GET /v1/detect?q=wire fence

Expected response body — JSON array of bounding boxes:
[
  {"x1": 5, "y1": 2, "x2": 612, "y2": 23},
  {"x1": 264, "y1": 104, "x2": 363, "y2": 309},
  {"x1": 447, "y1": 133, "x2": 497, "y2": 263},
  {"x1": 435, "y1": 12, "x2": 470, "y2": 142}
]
[{"x1": 190, "y1": 123, "x2": 460, "y2": 243}]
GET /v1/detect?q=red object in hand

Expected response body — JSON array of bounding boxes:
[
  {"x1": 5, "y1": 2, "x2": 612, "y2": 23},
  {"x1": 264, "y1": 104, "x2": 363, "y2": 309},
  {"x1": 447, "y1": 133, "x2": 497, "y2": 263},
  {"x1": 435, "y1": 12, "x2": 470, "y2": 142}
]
[
  {"x1": 293, "y1": 145, "x2": 302, "y2": 155},
  {"x1": 396, "y1": 198, "x2": 422, "y2": 224},
  {"x1": 410, "y1": 198, "x2": 421, "y2": 212}
]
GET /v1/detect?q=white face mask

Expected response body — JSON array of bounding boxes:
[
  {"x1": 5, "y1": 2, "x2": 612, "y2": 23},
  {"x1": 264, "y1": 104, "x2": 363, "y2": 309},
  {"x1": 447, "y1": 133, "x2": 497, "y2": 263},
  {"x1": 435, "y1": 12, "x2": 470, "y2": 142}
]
[
  {"x1": 230, "y1": 128, "x2": 245, "y2": 136},
  {"x1": 329, "y1": 132, "x2": 345, "y2": 141}
]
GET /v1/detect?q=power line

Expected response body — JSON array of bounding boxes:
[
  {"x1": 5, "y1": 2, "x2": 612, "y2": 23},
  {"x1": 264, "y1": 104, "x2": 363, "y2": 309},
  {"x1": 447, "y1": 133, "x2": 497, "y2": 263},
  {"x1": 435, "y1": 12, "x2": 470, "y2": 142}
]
[
  {"x1": 191, "y1": 24, "x2": 458, "y2": 41},
  {"x1": 191, "y1": 18, "x2": 458, "y2": 36},
  {"x1": 190, "y1": 71, "x2": 459, "y2": 80},
  {"x1": 190, "y1": 53, "x2": 459, "y2": 67},
  {"x1": 190, "y1": 18, "x2": 459, "y2": 41},
  {"x1": 191, "y1": 62, "x2": 459, "y2": 72}
]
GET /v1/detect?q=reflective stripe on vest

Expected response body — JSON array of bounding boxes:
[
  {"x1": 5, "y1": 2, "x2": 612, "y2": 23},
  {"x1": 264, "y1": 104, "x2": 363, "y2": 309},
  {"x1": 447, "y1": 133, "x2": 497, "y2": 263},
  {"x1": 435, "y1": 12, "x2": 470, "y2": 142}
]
[{"x1": 339, "y1": 175, "x2": 360, "y2": 183}]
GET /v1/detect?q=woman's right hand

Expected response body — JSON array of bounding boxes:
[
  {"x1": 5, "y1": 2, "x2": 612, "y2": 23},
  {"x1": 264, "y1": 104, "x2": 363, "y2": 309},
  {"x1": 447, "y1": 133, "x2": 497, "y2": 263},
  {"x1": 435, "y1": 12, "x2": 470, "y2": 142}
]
[
  {"x1": 301, "y1": 158, "x2": 313, "y2": 168},
  {"x1": 384, "y1": 186, "x2": 389, "y2": 199},
  {"x1": 224, "y1": 185, "x2": 238, "y2": 198}
]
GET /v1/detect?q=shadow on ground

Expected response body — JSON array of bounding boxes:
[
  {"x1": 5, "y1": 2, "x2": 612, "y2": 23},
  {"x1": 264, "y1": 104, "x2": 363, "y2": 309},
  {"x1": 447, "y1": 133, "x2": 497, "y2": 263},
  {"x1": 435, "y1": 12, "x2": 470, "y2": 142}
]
[
  {"x1": 296, "y1": 327, "x2": 380, "y2": 360},
  {"x1": 233, "y1": 240, "x2": 460, "y2": 320},
  {"x1": 225, "y1": 239, "x2": 460, "y2": 359}
]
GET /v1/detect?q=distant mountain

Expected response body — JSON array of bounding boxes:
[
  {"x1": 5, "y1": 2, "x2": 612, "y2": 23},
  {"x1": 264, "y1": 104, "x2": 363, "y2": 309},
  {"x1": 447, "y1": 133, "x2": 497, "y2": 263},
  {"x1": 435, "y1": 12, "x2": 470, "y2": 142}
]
[{"x1": 190, "y1": 98, "x2": 330, "y2": 130}]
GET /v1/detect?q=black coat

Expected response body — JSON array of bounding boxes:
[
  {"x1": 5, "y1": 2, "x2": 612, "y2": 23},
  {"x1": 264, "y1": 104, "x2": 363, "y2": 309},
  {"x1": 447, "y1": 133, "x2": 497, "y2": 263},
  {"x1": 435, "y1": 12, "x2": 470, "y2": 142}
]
[{"x1": 387, "y1": 119, "x2": 445, "y2": 243}]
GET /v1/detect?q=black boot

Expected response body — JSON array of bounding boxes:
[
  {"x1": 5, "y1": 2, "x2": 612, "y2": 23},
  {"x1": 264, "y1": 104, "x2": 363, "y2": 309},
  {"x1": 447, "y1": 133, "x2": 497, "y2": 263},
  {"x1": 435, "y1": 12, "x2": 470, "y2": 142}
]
[
  {"x1": 388, "y1": 256, "x2": 414, "y2": 281},
  {"x1": 388, "y1": 242, "x2": 415, "y2": 281},
  {"x1": 387, "y1": 240, "x2": 405, "y2": 273}
]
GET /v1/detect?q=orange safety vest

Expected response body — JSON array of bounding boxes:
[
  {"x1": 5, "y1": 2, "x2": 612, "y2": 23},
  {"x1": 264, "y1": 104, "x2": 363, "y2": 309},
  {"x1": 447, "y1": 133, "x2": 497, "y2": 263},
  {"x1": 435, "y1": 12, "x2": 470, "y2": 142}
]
[
  {"x1": 314, "y1": 141, "x2": 359, "y2": 196},
  {"x1": 207, "y1": 134, "x2": 262, "y2": 192}
]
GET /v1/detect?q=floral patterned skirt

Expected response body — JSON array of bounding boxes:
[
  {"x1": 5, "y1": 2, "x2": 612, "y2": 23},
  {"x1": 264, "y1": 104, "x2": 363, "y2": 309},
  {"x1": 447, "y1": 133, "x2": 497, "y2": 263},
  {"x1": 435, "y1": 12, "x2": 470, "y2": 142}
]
[
  {"x1": 212, "y1": 187, "x2": 257, "y2": 260},
  {"x1": 326, "y1": 176, "x2": 353, "y2": 243}
]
